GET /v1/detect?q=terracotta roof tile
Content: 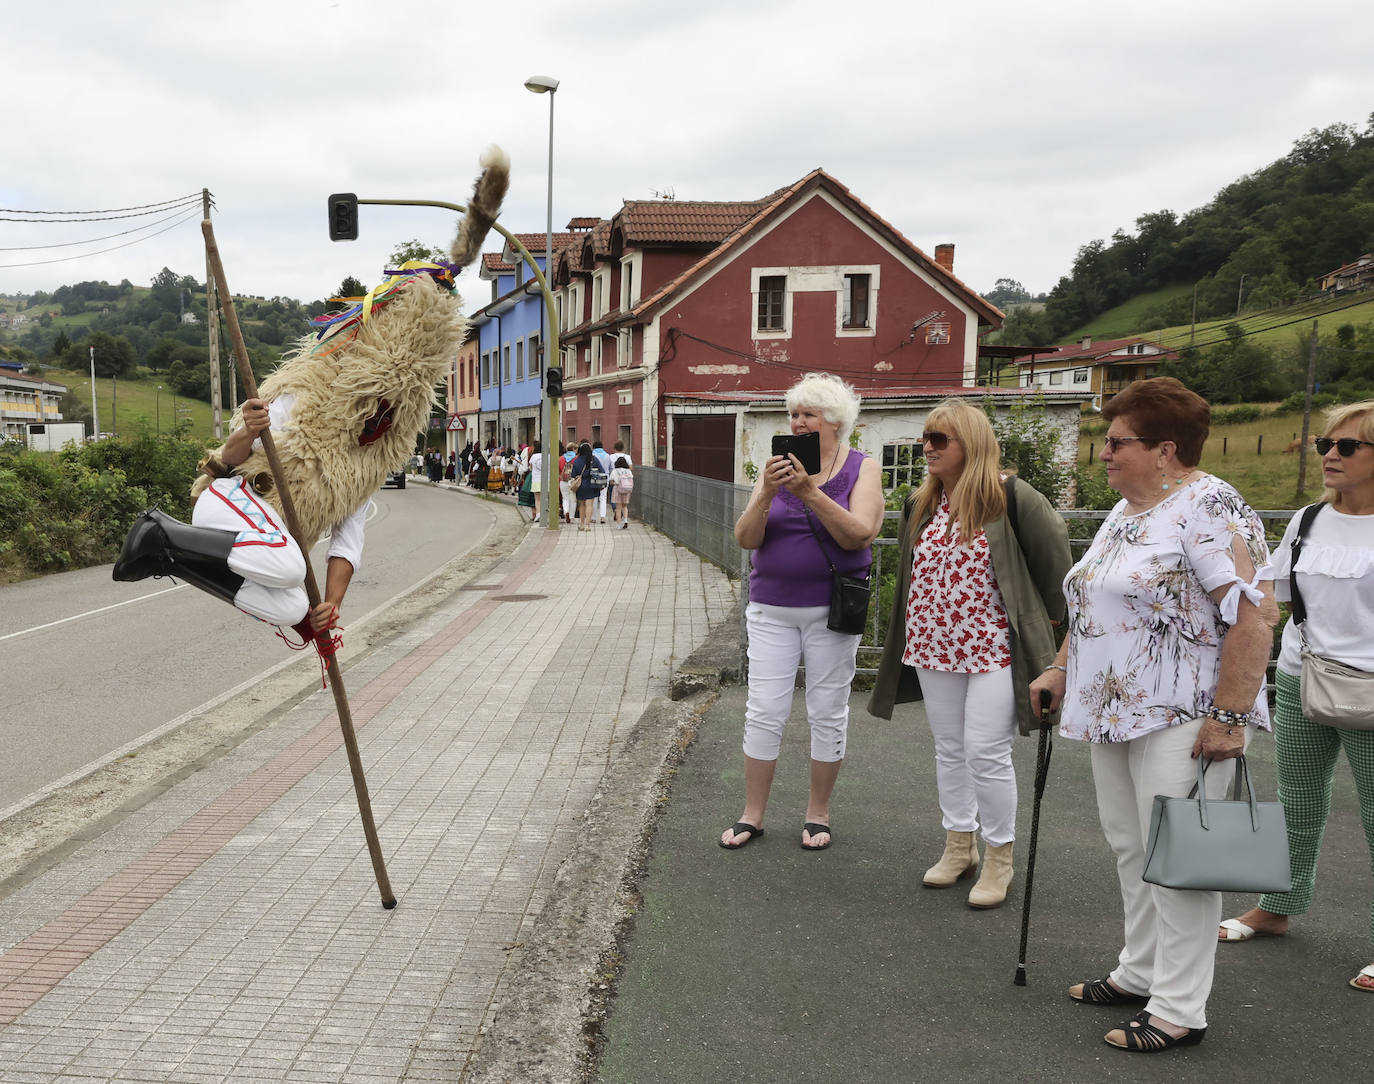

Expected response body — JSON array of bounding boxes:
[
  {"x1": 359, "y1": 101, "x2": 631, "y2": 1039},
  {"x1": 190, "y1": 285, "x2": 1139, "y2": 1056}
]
[
  {"x1": 566, "y1": 216, "x2": 601, "y2": 231},
  {"x1": 617, "y1": 196, "x2": 781, "y2": 245},
  {"x1": 481, "y1": 252, "x2": 513, "y2": 273}
]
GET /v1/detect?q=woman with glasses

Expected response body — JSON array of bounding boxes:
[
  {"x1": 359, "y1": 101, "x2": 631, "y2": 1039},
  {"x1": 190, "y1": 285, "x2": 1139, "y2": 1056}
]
[
  {"x1": 1029, "y1": 377, "x2": 1277, "y2": 1053},
  {"x1": 870, "y1": 399, "x2": 1071, "y2": 907},
  {"x1": 721, "y1": 373, "x2": 884, "y2": 852},
  {"x1": 1219, "y1": 401, "x2": 1374, "y2": 995}
]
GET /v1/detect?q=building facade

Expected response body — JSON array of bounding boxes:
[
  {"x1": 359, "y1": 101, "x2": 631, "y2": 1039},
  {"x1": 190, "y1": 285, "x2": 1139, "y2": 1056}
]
[{"x1": 1, "y1": 364, "x2": 68, "y2": 442}]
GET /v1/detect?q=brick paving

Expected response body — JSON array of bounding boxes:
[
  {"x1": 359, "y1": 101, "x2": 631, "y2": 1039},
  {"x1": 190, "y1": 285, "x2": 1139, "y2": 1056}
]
[{"x1": 0, "y1": 512, "x2": 735, "y2": 1082}]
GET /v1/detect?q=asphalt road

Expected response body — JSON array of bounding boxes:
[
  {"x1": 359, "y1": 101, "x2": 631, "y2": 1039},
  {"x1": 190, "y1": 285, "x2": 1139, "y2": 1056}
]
[{"x1": 0, "y1": 482, "x2": 489, "y2": 810}]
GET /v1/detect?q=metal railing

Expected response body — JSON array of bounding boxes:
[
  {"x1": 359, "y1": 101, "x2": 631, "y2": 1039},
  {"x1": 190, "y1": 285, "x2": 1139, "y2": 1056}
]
[{"x1": 634, "y1": 466, "x2": 1299, "y2": 680}]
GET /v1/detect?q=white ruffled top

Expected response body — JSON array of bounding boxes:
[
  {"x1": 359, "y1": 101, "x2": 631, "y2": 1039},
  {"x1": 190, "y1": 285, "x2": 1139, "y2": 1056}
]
[{"x1": 1273, "y1": 503, "x2": 1374, "y2": 675}]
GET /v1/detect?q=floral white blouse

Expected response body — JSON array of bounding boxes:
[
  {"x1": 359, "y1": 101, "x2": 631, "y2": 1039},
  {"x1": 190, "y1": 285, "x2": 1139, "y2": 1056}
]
[{"x1": 1059, "y1": 474, "x2": 1273, "y2": 744}]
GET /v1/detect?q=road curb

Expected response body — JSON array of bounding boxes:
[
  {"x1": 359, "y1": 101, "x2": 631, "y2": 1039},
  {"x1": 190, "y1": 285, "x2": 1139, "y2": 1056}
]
[{"x1": 466, "y1": 618, "x2": 741, "y2": 1084}]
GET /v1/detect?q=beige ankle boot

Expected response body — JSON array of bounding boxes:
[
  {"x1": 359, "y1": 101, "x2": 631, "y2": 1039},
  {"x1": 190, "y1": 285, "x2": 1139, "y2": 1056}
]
[
  {"x1": 967, "y1": 841, "x2": 1014, "y2": 909},
  {"x1": 923, "y1": 831, "x2": 980, "y2": 888}
]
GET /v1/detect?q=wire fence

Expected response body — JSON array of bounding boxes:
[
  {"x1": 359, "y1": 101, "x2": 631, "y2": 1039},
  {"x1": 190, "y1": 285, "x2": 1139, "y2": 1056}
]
[{"x1": 634, "y1": 466, "x2": 1299, "y2": 681}]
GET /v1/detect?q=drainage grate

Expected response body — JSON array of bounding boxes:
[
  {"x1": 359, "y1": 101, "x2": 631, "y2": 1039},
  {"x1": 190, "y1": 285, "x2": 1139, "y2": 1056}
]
[{"x1": 491, "y1": 594, "x2": 547, "y2": 603}]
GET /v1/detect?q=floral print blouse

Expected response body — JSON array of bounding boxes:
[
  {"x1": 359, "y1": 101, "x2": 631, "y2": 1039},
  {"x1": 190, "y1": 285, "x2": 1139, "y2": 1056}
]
[
  {"x1": 1059, "y1": 474, "x2": 1272, "y2": 744},
  {"x1": 902, "y1": 493, "x2": 1012, "y2": 674}
]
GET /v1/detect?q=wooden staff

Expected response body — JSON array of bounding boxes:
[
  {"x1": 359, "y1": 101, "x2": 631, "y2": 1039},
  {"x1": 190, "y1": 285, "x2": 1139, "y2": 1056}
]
[{"x1": 202, "y1": 220, "x2": 397, "y2": 910}]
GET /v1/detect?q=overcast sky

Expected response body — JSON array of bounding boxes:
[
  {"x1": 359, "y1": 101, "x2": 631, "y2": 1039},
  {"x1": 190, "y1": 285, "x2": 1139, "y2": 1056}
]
[{"x1": 3, "y1": 0, "x2": 1370, "y2": 317}]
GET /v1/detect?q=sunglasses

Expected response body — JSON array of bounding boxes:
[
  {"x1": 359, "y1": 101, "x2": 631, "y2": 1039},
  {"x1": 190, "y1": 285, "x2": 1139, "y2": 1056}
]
[
  {"x1": 1102, "y1": 435, "x2": 1157, "y2": 453},
  {"x1": 1315, "y1": 437, "x2": 1374, "y2": 457},
  {"x1": 918, "y1": 431, "x2": 950, "y2": 451}
]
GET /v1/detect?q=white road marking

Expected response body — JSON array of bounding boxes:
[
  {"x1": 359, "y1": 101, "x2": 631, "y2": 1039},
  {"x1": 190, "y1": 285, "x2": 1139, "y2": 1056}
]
[{"x1": 0, "y1": 583, "x2": 188, "y2": 643}]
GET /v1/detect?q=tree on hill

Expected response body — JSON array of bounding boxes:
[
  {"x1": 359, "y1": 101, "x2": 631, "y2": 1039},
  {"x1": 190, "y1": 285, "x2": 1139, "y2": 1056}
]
[
  {"x1": 67, "y1": 330, "x2": 136, "y2": 377},
  {"x1": 984, "y1": 278, "x2": 1032, "y2": 308},
  {"x1": 389, "y1": 239, "x2": 446, "y2": 266},
  {"x1": 1038, "y1": 114, "x2": 1374, "y2": 339}
]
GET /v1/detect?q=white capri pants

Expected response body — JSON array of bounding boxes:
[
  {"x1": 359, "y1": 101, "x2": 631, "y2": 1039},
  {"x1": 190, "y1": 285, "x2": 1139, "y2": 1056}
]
[
  {"x1": 192, "y1": 477, "x2": 308, "y2": 626},
  {"x1": 1091, "y1": 717, "x2": 1247, "y2": 1030},
  {"x1": 743, "y1": 602, "x2": 859, "y2": 763},
  {"x1": 915, "y1": 666, "x2": 1018, "y2": 846}
]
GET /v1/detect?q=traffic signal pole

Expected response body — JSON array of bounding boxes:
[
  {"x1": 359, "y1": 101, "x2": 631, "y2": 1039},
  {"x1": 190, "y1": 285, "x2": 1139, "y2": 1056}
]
[{"x1": 336, "y1": 196, "x2": 562, "y2": 530}]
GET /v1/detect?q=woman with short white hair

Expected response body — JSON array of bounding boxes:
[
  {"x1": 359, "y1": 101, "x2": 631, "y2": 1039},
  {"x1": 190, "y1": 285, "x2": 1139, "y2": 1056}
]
[{"x1": 721, "y1": 372, "x2": 884, "y2": 852}]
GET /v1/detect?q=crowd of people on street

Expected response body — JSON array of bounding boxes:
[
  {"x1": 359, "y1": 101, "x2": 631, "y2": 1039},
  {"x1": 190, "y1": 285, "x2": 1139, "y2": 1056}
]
[
  {"x1": 722, "y1": 370, "x2": 1374, "y2": 1056},
  {"x1": 411, "y1": 437, "x2": 636, "y2": 527}
]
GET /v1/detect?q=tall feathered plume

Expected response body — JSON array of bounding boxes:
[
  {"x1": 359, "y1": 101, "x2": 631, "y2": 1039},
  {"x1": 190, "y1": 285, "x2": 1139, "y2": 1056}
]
[{"x1": 450, "y1": 145, "x2": 511, "y2": 268}]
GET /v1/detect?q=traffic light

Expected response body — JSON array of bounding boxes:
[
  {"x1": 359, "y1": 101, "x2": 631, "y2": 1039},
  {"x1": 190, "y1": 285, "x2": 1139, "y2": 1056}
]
[
  {"x1": 327, "y1": 193, "x2": 359, "y2": 241},
  {"x1": 545, "y1": 366, "x2": 562, "y2": 398}
]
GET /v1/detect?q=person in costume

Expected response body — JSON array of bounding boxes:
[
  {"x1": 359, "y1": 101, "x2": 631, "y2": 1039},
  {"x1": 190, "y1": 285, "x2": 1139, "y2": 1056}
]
[{"x1": 113, "y1": 147, "x2": 511, "y2": 644}]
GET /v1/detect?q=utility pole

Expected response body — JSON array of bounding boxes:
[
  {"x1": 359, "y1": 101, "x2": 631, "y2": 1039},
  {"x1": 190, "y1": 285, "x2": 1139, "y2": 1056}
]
[
  {"x1": 1296, "y1": 319, "x2": 1318, "y2": 499},
  {"x1": 88, "y1": 345, "x2": 99, "y2": 439},
  {"x1": 204, "y1": 189, "x2": 223, "y2": 439},
  {"x1": 1235, "y1": 273, "x2": 1246, "y2": 316},
  {"x1": 1190, "y1": 283, "x2": 1198, "y2": 346}
]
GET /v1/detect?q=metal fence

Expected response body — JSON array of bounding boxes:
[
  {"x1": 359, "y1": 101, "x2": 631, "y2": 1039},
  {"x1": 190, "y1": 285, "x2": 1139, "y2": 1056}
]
[{"x1": 634, "y1": 466, "x2": 1299, "y2": 680}]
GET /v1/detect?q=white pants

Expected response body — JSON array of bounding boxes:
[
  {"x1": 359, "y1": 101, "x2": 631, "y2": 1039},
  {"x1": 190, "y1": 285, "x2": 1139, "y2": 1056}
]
[
  {"x1": 192, "y1": 477, "x2": 308, "y2": 626},
  {"x1": 916, "y1": 666, "x2": 1018, "y2": 846},
  {"x1": 596, "y1": 484, "x2": 608, "y2": 520},
  {"x1": 1091, "y1": 718, "x2": 1247, "y2": 1030},
  {"x1": 743, "y1": 603, "x2": 858, "y2": 763},
  {"x1": 560, "y1": 479, "x2": 576, "y2": 519}
]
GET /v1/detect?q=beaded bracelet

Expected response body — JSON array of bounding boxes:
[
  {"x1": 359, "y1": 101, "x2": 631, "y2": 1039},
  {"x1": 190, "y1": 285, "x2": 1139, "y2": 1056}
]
[{"x1": 1205, "y1": 706, "x2": 1252, "y2": 728}]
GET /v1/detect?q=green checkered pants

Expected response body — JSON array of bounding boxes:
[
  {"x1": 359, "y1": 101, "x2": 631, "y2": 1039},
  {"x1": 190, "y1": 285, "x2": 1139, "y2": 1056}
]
[{"x1": 1259, "y1": 669, "x2": 1374, "y2": 945}]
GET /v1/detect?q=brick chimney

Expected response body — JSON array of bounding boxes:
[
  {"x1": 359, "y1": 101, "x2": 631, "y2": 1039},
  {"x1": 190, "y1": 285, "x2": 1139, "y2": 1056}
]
[
  {"x1": 934, "y1": 244, "x2": 955, "y2": 273},
  {"x1": 1080, "y1": 336, "x2": 1092, "y2": 350}
]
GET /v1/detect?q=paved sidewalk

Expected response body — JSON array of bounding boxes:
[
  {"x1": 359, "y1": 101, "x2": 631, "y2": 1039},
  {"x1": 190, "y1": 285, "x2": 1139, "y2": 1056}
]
[
  {"x1": 596, "y1": 684, "x2": 1373, "y2": 1083},
  {"x1": 0, "y1": 497, "x2": 735, "y2": 1082}
]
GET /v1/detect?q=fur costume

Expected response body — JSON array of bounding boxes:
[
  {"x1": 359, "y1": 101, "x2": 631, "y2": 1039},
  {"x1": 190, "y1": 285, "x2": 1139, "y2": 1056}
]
[
  {"x1": 115, "y1": 146, "x2": 509, "y2": 635},
  {"x1": 190, "y1": 146, "x2": 510, "y2": 551}
]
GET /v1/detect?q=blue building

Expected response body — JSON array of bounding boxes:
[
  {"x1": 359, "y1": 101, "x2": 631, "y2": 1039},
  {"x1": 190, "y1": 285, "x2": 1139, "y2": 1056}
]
[{"x1": 469, "y1": 230, "x2": 580, "y2": 451}]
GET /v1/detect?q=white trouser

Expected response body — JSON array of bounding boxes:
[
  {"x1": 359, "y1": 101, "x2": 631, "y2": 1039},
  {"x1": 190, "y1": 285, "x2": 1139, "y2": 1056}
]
[
  {"x1": 560, "y1": 480, "x2": 576, "y2": 518},
  {"x1": 743, "y1": 603, "x2": 858, "y2": 763},
  {"x1": 1091, "y1": 717, "x2": 1248, "y2": 1030},
  {"x1": 192, "y1": 478, "x2": 308, "y2": 626},
  {"x1": 915, "y1": 666, "x2": 1018, "y2": 846},
  {"x1": 596, "y1": 484, "x2": 608, "y2": 520}
]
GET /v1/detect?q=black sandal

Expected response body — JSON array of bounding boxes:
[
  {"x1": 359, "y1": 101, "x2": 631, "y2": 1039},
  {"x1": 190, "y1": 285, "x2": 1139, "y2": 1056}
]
[
  {"x1": 719, "y1": 822, "x2": 763, "y2": 850},
  {"x1": 800, "y1": 822, "x2": 832, "y2": 850},
  {"x1": 1070, "y1": 976, "x2": 1149, "y2": 1006},
  {"x1": 1104, "y1": 1010, "x2": 1206, "y2": 1052}
]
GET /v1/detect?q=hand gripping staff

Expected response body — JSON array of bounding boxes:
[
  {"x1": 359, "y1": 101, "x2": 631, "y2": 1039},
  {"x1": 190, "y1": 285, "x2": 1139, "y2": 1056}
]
[
  {"x1": 202, "y1": 219, "x2": 396, "y2": 910},
  {"x1": 1014, "y1": 689, "x2": 1054, "y2": 985}
]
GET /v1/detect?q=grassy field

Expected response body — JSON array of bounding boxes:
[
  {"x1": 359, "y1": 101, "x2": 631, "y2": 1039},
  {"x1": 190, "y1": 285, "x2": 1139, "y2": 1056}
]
[
  {"x1": 42, "y1": 367, "x2": 221, "y2": 442},
  {"x1": 1078, "y1": 405, "x2": 1339, "y2": 510},
  {"x1": 1066, "y1": 284, "x2": 1195, "y2": 341}
]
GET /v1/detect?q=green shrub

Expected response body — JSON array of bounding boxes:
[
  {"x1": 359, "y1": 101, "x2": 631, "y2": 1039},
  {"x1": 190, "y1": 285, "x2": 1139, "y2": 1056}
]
[{"x1": 1212, "y1": 404, "x2": 1264, "y2": 425}]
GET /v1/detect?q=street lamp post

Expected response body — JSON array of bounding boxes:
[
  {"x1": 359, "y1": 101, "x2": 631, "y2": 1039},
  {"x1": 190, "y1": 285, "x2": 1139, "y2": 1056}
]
[
  {"x1": 156, "y1": 385, "x2": 162, "y2": 435},
  {"x1": 525, "y1": 73, "x2": 560, "y2": 529}
]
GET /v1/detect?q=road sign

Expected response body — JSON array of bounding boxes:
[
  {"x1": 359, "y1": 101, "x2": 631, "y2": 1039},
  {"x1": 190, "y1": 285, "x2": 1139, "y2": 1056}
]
[{"x1": 446, "y1": 415, "x2": 466, "y2": 431}]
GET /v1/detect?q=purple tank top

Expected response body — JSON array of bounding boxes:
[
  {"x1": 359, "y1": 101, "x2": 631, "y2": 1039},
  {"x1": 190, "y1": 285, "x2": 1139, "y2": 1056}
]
[{"x1": 749, "y1": 449, "x2": 872, "y2": 607}]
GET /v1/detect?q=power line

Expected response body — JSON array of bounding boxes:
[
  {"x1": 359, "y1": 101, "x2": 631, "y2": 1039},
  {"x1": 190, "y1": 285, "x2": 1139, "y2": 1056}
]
[
  {"x1": 0, "y1": 205, "x2": 207, "y2": 252},
  {"x1": 0, "y1": 193, "x2": 203, "y2": 216},
  {"x1": 0, "y1": 208, "x2": 202, "y2": 268},
  {"x1": 0, "y1": 196, "x2": 203, "y2": 225}
]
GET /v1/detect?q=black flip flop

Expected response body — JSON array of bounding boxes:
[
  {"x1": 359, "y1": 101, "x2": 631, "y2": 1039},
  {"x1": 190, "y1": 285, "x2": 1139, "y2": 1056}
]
[
  {"x1": 719, "y1": 822, "x2": 763, "y2": 850},
  {"x1": 801, "y1": 822, "x2": 832, "y2": 850}
]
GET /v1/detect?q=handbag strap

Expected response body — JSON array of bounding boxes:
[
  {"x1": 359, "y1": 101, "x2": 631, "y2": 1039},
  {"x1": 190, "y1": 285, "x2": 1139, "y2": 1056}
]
[
  {"x1": 1191, "y1": 755, "x2": 1259, "y2": 831},
  {"x1": 801, "y1": 506, "x2": 838, "y2": 575},
  {"x1": 1288, "y1": 502, "x2": 1325, "y2": 628}
]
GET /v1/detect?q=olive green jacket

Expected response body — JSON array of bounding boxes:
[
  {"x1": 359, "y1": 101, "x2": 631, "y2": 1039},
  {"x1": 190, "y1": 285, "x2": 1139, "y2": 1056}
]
[{"x1": 867, "y1": 476, "x2": 1073, "y2": 735}]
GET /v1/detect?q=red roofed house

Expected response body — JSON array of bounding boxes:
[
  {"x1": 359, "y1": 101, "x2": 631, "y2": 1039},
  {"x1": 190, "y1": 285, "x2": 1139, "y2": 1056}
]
[
  {"x1": 549, "y1": 170, "x2": 1063, "y2": 484},
  {"x1": 1013, "y1": 336, "x2": 1181, "y2": 411}
]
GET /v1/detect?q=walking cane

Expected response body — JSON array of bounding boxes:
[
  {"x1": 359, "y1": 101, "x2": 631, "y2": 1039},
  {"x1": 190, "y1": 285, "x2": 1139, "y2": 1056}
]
[
  {"x1": 1014, "y1": 689, "x2": 1054, "y2": 985},
  {"x1": 202, "y1": 220, "x2": 397, "y2": 910}
]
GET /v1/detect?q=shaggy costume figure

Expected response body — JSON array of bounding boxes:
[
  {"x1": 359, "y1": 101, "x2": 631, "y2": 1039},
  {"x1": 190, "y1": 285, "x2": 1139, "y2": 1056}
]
[{"x1": 114, "y1": 147, "x2": 511, "y2": 638}]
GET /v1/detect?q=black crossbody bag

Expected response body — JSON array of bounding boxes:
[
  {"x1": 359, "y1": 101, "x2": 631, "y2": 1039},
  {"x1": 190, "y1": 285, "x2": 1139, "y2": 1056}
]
[{"x1": 802, "y1": 507, "x2": 870, "y2": 636}]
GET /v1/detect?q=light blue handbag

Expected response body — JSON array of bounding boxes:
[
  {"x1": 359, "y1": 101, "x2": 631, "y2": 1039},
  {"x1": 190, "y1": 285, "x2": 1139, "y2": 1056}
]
[{"x1": 1141, "y1": 756, "x2": 1292, "y2": 894}]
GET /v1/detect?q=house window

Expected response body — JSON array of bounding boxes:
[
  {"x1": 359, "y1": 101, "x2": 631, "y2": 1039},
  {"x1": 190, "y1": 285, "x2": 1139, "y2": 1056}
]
[
  {"x1": 591, "y1": 336, "x2": 602, "y2": 375},
  {"x1": 843, "y1": 274, "x2": 870, "y2": 329},
  {"x1": 592, "y1": 424, "x2": 601, "y2": 446},
  {"x1": 757, "y1": 275, "x2": 786, "y2": 331},
  {"x1": 621, "y1": 259, "x2": 634, "y2": 311},
  {"x1": 592, "y1": 275, "x2": 604, "y2": 320},
  {"x1": 529, "y1": 332, "x2": 541, "y2": 378},
  {"x1": 619, "y1": 424, "x2": 632, "y2": 450},
  {"x1": 881, "y1": 442, "x2": 926, "y2": 491},
  {"x1": 481, "y1": 352, "x2": 490, "y2": 388},
  {"x1": 617, "y1": 329, "x2": 631, "y2": 368},
  {"x1": 1049, "y1": 371, "x2": 1064, "y2": 385},
  {"x1": 503, "y1": 344, "x2": 511, "y2": 384},
  {"x1": 515, "y1": 339, "x2": 525, "y2": 381},
  {"x1": 1073, "y1": 368, "x2": 1089, "y2": 384}
]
